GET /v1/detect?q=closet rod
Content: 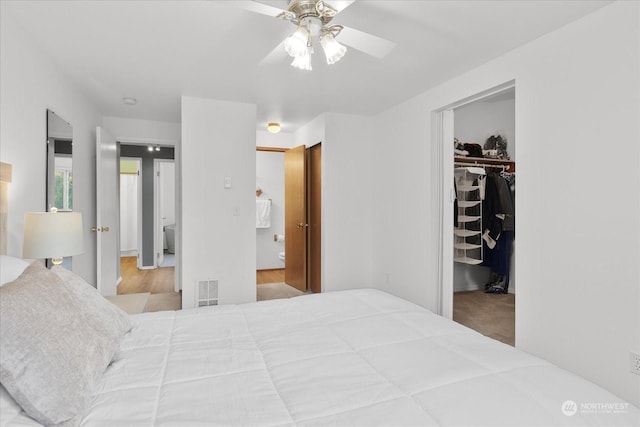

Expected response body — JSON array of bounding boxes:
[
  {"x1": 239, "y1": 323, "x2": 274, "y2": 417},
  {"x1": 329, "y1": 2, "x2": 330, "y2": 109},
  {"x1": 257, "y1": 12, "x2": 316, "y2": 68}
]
[{"x1": 454, "y1": 162, "x2": 510, "y2": 172}]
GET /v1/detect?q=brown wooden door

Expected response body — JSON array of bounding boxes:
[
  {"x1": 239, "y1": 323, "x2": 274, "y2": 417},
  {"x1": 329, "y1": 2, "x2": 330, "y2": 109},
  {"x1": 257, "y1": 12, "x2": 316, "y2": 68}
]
[
  {"x1": 307, "y1": 144, "x2": 321, "y2": 293},
  {"x1": 285, "y1": 145, "x2": 307, "y2": 291}
]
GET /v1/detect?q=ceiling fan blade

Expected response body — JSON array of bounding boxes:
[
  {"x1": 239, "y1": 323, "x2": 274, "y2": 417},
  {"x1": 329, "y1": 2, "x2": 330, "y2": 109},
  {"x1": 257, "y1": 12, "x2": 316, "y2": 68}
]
[
  {"x1": 338, "y1": 26, "x2": 396, "y2": 59},
  {"x1": 232, "y1": 1, "x2": 286, "y2": 18},
  {"x1": 326, "y1": 0, "x2": 356, "y2": 13},
  {"x1": 259, "y1": 40, "x2": 288, "y2": 67}
]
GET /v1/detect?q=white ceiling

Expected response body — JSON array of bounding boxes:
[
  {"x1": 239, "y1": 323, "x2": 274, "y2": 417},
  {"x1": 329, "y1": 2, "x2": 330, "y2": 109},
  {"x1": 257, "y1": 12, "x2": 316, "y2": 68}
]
[{"x1": 3, "y1": 0, "x2": 611, "y2": 132}]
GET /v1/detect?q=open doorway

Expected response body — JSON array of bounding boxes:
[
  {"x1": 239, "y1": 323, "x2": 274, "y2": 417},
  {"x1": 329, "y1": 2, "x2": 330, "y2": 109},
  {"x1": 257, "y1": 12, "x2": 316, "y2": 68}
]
[
  {"x1": 117, "y1": 144, "x2": 180, "y2": 311},
  {"x1": 256, "y1": 143, "x2": 322, "y2": 301},
  {"x1": 437, "y1": 83, "x2": 516, "y2": 346}
]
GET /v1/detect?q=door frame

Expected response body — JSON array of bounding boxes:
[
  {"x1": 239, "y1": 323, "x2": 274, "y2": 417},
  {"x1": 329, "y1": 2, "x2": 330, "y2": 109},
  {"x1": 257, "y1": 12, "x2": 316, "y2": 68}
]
[
  {"x1": 101, "y1": 136, "x2": 181, "y2": 293},
  {"x1": 434, "y1": 80, "x2": 516, "y2": 319}
]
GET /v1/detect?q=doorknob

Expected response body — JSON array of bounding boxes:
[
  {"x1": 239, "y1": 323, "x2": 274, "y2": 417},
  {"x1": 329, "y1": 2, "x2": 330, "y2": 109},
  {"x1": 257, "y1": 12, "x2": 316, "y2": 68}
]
[
  {"x1": 297, "y1": 223, "x2": 309, "y2": 228},
  {"x1": 91, "y1": 226, "x2": 110, "y2": 232}
]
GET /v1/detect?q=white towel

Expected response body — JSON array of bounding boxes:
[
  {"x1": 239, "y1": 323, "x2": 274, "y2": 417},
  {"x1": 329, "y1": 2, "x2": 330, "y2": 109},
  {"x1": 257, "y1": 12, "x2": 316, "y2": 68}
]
[{"x1": 256, "y1": 199, "x2": 271, "y2": 228}]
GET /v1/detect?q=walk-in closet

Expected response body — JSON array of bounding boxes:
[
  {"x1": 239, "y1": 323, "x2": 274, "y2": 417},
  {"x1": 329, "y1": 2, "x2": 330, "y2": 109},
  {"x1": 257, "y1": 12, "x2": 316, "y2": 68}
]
[{"x1": 452, "y1": 88, "x2": 516, "y2": 346}]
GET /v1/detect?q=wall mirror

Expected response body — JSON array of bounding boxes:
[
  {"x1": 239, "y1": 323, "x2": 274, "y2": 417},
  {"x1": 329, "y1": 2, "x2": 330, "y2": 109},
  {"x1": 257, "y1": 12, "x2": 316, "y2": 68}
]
[
  {"x1": 46, "y1": 109, "x2": 73, "y2": 212},
  {"x1": 46, "y1": 109, "x2": 73, "y2": 267}
]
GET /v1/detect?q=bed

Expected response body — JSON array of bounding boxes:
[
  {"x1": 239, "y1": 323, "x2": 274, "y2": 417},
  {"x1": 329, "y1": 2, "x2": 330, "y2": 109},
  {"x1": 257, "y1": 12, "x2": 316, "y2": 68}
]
[{"x1": 1, "y1": 256, "x2": 639, "y2": 426}]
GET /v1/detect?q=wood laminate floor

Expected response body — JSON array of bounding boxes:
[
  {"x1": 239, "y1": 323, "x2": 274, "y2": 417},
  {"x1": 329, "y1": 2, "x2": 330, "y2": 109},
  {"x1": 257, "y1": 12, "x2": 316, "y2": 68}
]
[
  {"x1": 453, "y1": 290, "x2": 515, "y2": 347},
  {"x1": 118, "y1": 256, "x2": 181, "y2": 311},
  {"x1": 257, "y1": 268, "x2": 285, "y2": 284},
  {"x1": 118, "y1": 256, "x2": 175, "y2": 294}
]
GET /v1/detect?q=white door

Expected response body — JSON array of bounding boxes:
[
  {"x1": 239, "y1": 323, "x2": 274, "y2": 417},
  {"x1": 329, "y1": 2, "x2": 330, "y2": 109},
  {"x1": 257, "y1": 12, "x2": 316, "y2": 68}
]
[{"x1": 95, "y1": 126, "x2": 120, "y2": 296}]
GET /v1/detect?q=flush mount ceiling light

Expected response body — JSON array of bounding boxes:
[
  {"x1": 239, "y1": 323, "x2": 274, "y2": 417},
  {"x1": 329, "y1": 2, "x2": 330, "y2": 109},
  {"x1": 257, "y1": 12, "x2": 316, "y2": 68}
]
[
  {"x1": 122, "y1": 97, "x2": 137, "y2": 106},
  {"x1": 267, "y1": 122, "x2": 281, "y2": 133},
  {"x1": 235, "y1": 1, "x2": 396, "y2": 70}
]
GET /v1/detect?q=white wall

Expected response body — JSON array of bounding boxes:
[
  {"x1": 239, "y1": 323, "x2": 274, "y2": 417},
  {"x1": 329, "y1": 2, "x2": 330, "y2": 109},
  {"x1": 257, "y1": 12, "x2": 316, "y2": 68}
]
[
  {"x1": 455, "y1": 96, "x2": 516, "y2": 159},
  {"x1": 371, "y1": 1, "x2": 639, "y2": 406},
  {"x1": 181, "y1": 96, "x2": 257, "y2": 307},
  {"x1": 294, "y1": 114, "x2": 325, "y2": 148},
  {"x1": 257, "y1": 130, "x2": 295, "y2": 149},
  {"x1": 0, "y1": 14, "x2": 101, "y2": 285},
  {"x1": 256, "y1": 151, "x2": 285, "y2": 270},
  {"x1": 102, "y1": 116, "x2": 180, "y2": 145},
  {"x1": 321, "y1": 113, "x2": 375, "y2": 292}
]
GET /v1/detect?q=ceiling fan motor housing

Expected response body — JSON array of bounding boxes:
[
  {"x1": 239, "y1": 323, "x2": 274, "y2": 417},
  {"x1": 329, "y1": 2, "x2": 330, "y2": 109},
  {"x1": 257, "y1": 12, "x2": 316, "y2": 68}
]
[{"x1": 287, "y1": 0, "x2": 335, "y2": 25}]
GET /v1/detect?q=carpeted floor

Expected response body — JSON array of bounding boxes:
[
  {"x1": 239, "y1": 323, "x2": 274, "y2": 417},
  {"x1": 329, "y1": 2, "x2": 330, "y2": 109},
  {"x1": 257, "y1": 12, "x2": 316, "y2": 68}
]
[
  {"x1": 453, "y1": 290, "x2": 515, "y2": 346},
  {"x1": 140, "y1": 283, "x2": 304, "y2": 312},
  {"x1": 257, "y1": 282, "x2": 305, "y2": 301},
  {"x1": 145, "y1": 292, "x2": 182, "y2": 312}
]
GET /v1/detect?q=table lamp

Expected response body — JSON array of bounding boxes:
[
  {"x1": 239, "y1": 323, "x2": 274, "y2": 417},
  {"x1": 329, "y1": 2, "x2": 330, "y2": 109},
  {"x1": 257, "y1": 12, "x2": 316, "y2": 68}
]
[{"x1": 23, "y1": 208, "x2": 84, "y2": 266}]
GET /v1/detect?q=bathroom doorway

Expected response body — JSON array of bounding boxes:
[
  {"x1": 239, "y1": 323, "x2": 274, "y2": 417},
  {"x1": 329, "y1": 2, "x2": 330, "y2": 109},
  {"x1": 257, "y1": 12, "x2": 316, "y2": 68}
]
[{"x1": 256, "y1": 143, "x2": 322, "y2": 300}]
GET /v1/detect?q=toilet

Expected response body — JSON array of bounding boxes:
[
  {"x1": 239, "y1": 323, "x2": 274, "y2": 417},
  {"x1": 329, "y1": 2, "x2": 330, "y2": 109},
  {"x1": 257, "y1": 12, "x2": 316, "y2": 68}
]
[{"x1": 278, "y1": 252, "x2": 285, "y2": 263}]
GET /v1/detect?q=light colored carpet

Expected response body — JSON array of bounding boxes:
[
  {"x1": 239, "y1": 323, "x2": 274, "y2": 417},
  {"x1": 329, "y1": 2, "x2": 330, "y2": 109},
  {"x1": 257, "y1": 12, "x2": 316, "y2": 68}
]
[
  {"x1": 105, "y1": 292, "x2": 150, "y2": 314},
  {"x1": 453, "y1": 290, "x2": 515, "y2": 346},
  {"x1": 257, "y1": 282, "x2": 305, "y2": 301},
  {"x1": 145, "y1": 292, "x2": 182, "y2": 312},
  {"x1": 139, "y1": 284, "x2": 302, "y2": 312}
]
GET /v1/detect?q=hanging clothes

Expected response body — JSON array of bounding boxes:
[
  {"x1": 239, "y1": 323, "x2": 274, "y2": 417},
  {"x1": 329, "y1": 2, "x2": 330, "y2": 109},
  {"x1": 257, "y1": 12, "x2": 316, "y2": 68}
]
[{"x1": 483, "y1": 172, "x2": 515, "y2": 293}]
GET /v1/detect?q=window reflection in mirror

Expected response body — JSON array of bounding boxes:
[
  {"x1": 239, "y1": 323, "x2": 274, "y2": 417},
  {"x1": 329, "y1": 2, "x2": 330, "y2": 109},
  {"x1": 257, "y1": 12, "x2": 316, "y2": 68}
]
[
  {"x1": 46, "y1": 110, "x2": 73, "y2": 268},
  {"x1": 47, "y1": 110, "x2": 73, "y2": 211}
]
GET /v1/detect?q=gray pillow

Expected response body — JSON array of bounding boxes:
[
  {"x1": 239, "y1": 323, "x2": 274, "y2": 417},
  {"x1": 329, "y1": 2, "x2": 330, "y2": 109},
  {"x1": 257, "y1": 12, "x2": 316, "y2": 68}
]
[{"x1": 0, "y1": 262, "x2": 132, "y2": 426}]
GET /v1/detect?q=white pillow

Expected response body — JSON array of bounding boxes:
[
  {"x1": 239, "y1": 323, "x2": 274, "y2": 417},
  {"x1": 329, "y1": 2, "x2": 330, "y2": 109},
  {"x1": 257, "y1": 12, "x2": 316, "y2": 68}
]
[
  {"x1": 0, "y1": 255, "x2": 29, "y2": 286},
  {"x1": 0, "y1": 262, "x2": 132, "y2": 426}
]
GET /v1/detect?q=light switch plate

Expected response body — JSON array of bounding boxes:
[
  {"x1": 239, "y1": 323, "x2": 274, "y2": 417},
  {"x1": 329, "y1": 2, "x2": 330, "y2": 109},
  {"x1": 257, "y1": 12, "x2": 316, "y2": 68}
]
[{"x1": 224, "y1": 176, "x2": 232, "y2": 189}]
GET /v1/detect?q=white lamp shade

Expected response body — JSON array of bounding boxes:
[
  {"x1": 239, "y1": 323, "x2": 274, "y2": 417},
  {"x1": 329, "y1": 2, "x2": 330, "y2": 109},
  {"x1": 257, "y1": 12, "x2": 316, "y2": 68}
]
[
  {"x1": 320, "y1": 33, "x2": 347, "y2": 64},
  {"x1": 23, "y1": 211, "x2": 84, "y2": 259},
  {"x1": 284, "y1": 26, "x2": 309, "y2": 58}
]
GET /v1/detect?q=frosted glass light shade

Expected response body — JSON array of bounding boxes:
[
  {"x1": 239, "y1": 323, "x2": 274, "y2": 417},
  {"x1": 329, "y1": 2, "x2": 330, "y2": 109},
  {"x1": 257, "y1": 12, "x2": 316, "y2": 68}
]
[
  {"x1": 267, "y1": 123, "x2": 281, "y2": 133},
  {"x1": 320, "y1": 33, "x2": 347, "y2": 64},
  {"x1": 23, "y1": 211, "x2": 84, "y2": 263},
  {"x1": 284, "y1": 26, "x2": 309, "y2": 58},
  {"x1": 291, "y1": 47, "x2": 312, "y2": 71}
]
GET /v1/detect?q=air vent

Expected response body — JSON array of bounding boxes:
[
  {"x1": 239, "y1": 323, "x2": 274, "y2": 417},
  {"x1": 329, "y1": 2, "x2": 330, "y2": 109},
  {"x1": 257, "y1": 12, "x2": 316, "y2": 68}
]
[{"x1": 197, "y1": 279, "x2": 218, "y2": 307}]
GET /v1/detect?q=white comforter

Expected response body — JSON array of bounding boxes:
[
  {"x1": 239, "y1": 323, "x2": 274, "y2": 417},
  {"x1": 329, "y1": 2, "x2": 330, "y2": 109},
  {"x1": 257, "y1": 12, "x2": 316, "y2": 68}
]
[{"x1": 3, "y1": 289, "x2": 639, "y2": 426}]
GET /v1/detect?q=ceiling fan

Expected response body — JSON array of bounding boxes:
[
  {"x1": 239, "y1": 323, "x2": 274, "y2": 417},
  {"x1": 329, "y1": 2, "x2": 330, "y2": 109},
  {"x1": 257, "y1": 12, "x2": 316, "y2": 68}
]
[{"x1": 234, "y1": 0, "x2": 396, "y2": 70}]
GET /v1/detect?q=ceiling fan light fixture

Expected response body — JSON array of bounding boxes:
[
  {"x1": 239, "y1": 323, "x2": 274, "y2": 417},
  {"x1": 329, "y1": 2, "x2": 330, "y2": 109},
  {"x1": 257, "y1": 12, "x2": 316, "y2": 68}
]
[
  {"x1": 267, "y1": 122, "x2": 281, "y2": 133},
  {"x1": 284, "y1": 26, "x2": 309, "y2": 58},
  {"x1": 291, "y1": 46, "x2": 313, "y2": 70},
  {"x1": 320, "y1": 32, "x2": 346, "y2": 64}
]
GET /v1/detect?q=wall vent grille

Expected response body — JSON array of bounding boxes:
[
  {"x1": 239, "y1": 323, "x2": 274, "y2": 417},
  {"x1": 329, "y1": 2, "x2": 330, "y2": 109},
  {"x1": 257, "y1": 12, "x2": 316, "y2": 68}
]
[{"x1": 197, "y1": 279, "x2": 218, "y2": 307}]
